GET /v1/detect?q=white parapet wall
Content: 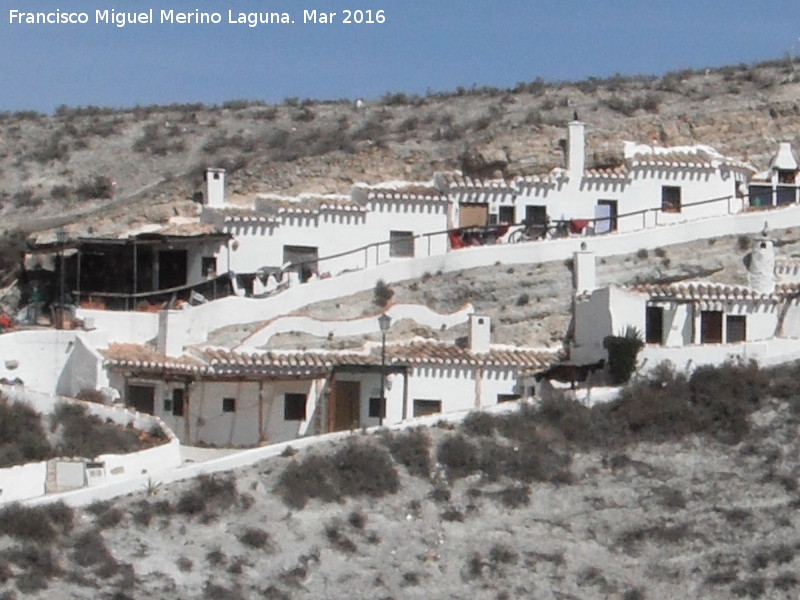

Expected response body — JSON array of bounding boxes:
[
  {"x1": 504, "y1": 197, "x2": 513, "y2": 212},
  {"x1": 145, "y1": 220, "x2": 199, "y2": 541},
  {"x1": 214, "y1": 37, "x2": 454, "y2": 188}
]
[
  {"x1": 236, "y1": 302, "x2": 475, "y2": 350},
  {"x1": 0, "y1": 385, "x2": 181, "y2": 505}
]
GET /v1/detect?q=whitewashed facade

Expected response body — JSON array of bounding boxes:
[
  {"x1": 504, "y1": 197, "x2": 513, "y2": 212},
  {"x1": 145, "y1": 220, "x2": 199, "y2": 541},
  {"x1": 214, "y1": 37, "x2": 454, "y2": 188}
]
[
  {"x1": 571, "y1": 232, "x2": 800, "y2": 371},
  {"x1": 101, "y1": 315, "x2": 556, "y2": 447},
  {"x1": 437, "y1": 120, "x2": 755, "y2": 235},
  {"x1": 201, "y1": 180, "x2": 452, "y2": 278}
]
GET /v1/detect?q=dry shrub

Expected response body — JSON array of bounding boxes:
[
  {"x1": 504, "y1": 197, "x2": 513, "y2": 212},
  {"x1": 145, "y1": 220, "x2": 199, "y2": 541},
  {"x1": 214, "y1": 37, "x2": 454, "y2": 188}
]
[
  {"x1": 278, "y1": 454, "x2": 339, "y2": 508},
  {"x1": 347, "y1": 510, "x2": 366, "y2": 530},
  {"x1": 324, "y1": 522, "x2": 357, "y2": 553},
  {"x1": 333, "y1": 438, "x2": 399, "y2": 498},
  {"x1": 437, "y1": 434, "x2": 479, "y2": 480},
  {"x1": 51, "y1": 402, "x2": 142, "y2": 457},
  {"x1": 494, "y1": 484, "x2": 531, "y2": 509},
  {"x1": 4, "y1": 544, "x2": 62, "y2": 591},
  {"x1": 276, "y1": 439, "x2": 399, "y2": 508},
  {"x1": 197, "y1": 474, "x2": 238, "y2": 512},
  {"x1": 238, "y1": 527, "x2": 272, "y2": 550},
  {"x1": 72, "y1": 529, "x2": 118, "y2": 577},
  {"x1": 0, "y1": 502, "x2": 73, "y2": 542},
  {"x1": 461, "y1": 411, "x2": 497, "y2": 437},
  {"x1": 440, "y1": 507, "x2": 464, "y2": 522},
  {"x1": 132, "y1": 499, "x2": 171, "y2": 526},
  {"x1": 617, "y1": 521, "x2": 693, "y2": 555},
  {"x1": 381, "y1": 427, "x2": 432, "y2": 477},
  {"x1": 477, "y1": 438, "x2": 571, "y2": 484},
  {"x1": 0, "y1": 395, "x2": 51, "y2": 467}
]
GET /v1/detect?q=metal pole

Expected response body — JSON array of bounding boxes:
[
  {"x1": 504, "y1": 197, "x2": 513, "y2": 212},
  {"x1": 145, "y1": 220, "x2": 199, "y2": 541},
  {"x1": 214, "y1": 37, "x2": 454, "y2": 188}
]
[
  {"x1": 58, "y1": 244, "x2": 65, "y2": 329},
  {"x1": 380, "y1": 330, "x2": 386, "y2": 426}
]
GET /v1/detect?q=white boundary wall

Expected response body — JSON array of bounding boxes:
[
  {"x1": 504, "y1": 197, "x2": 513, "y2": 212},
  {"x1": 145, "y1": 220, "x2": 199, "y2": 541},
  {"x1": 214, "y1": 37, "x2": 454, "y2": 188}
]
[
  {"x1": 24, "y1": 399, "x2": 533, "y2": 508},
  {"x1": 236, "y1": 302, "x2": 474, "y2": 350},
  {"x1": 0, "y1": 385, "x2": 181, "y2": 505},
  {"x1": 74, "y1": 204, "x2": 800, "y2": 350}
]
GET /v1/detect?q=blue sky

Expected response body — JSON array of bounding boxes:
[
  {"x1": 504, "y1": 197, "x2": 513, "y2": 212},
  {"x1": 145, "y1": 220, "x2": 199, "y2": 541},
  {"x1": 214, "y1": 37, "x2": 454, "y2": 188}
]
[{"x1": 2, "y1": 0, "x2": 800, "y2": 112}]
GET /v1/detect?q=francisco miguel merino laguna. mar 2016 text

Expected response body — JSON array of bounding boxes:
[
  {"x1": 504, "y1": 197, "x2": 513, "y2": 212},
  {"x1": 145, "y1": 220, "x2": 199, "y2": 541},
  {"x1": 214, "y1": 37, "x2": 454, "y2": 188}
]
[{"x1": 9, "y1": 8, "x2": 387, "y2": 27}]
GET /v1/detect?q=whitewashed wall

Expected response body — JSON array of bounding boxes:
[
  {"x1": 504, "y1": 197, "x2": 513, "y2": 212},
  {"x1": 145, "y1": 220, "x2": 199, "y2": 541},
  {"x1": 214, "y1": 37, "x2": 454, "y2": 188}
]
[
  {"x1": 510, "y1": 165, "x2": 741, "y2": 234},
  {"x1": 73, "y1": 203, "x2": 800, "y2": 357},
  {"x1": 0, "y1": 385, "x2": 180, "y2": 505},
  {"x1": 58, "y1": 335, "x2": 107, "y2": 397},
  {"x1": 237, "y1": 302, "x2": 474, "y2": 350},
  {"x1": 0, "y1": 330, "x2": 77, "y2": 392},
  {"x1": 0, "y1": 463, "x2": 46, "y2": 503},
  {"x1": 213, "y1": 200, "x2": 450, "y2": 277},
  {"x1": 135, "y1": 377, "x2": 326, "y2": 447}
]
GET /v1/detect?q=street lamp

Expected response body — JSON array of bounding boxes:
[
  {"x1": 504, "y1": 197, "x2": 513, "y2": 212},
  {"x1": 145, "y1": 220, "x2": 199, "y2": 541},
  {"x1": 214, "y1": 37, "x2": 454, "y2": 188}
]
[
  {"x1": 55, "y1": 228, "x2": 68, "y2": 330},
  {"x1": 378, "y1": 313, "x2": 391, "y2": 426}
]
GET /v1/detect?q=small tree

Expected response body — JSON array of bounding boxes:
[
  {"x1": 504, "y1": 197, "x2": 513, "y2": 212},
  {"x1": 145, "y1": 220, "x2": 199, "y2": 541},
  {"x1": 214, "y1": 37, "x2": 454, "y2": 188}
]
[
  {"x1": 373, "y1": 279, "x2": 394, "y2": 308},
  {"x1": 603, "y1": 327, "x2": 645, "y2": 384}
]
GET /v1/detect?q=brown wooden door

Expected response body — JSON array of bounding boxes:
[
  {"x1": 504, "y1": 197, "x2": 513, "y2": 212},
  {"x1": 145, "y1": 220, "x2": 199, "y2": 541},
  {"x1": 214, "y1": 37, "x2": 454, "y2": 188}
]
[{"x1": 332, "y1": 381, "x2": 360, "y2": 431}]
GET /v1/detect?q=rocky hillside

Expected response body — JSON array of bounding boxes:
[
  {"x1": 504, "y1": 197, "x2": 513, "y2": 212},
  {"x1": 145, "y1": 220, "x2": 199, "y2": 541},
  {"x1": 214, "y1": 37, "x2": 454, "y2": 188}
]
[
  {"x1": 3, "y1": 360, "x2": 800, "y2": 599},
  {"x1": 2, "y1": 57, "x2": 800, "y2": 240}
]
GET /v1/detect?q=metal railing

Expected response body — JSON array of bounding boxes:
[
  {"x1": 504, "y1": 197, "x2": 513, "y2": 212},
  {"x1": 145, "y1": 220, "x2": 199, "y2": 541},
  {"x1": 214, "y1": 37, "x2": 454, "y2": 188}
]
[{"x1": 74, "y1": 272, "x2": 234, "y2": 311}]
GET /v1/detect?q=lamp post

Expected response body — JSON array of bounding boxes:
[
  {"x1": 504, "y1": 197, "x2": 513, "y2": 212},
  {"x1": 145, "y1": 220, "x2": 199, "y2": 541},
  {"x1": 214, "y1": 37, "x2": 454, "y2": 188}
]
[
  {"x1": 55, "y1": 228, "x2": 68, "y2": 330},
  {"x1": 378, "y1": 313, "x2": 391, "y2": 426}
]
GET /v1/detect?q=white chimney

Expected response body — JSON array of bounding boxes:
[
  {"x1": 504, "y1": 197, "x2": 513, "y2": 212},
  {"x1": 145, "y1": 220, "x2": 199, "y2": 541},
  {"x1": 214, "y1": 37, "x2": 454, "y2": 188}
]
[
  {"x1": 769, "y1": 142, "x2": 799, "y2": 172},
  {"x1": 567, "y1": 120, "x2": 586, "y2": 179},
  {"x1": 469, "y1": 314, "x2": 491, "y2": 353},
  {"x1": 574, "y1": 245, "x2": 596, "y2": 294},
  {"x1": 157, "y1": 310, "x2": 188, "y2": 357},
  {"x1": 204, "y1": 168, "x2": 226, "y2": 207},
  {"x1": 747, "y1": 224, "x2": 775, "y2": 294}
]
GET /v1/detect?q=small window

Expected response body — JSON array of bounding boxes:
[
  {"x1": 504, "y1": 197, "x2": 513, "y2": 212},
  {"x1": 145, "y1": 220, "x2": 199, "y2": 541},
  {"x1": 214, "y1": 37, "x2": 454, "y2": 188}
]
[
  {"x1": 172, "y1": 388, "x2": 185, "y2": 417},
  {"x1": 284, "y1": 393, "x2": 307, "y2": 421},
  {"x1": 498, "y1": 205, "x2": 515, "y2": 224},
  {"x1": 413, "y1": 399, "x2": 442, "y2": 418},
  {"x1": 202, "y1": 256, "x2": 217, "y2": 278},
  {"x1": 726, "y1": 315, "x2": 746, "y2": 343},
  {"x1": 222, "y1": 397, "x2": 236, "y2": 413},
  {"x1": 661, "y1": 186, "x2": 681, "y2": 213},
  {"x1": 497, "y1": 394, "x2": 521, "y2": 403},
  {"x1": 368, "y1": 397, "x2": 385, "y2": 418},
  {"x1": 162, "y1": 399, "x2": 172, "y2": 413},
  {"x1": 213, "y1": 172, "x2": 220, "y2": 180},
  {"x1": 389, "y1": 231, "x2": 414, "y2": 257},
  {"x1": 701, "y1": 310, "x2": 723, "y2": 344}
]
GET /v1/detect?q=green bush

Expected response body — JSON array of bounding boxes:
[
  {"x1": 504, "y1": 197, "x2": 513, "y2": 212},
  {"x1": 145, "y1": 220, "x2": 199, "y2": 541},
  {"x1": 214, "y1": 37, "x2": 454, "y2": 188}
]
[{"x1": 603, "y1": 327, "x2": 644, "y2": 384}]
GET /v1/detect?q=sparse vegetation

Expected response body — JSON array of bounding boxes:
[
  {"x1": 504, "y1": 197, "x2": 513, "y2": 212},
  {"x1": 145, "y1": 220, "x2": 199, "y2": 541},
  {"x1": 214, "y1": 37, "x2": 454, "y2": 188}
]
[{"x1": 276, "y1": 438, "x2": 399, "y2": 508}]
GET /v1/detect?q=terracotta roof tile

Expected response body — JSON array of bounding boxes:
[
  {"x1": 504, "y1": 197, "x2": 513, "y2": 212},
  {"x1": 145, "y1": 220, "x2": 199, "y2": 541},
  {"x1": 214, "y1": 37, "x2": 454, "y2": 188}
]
[
  {"x1": 364, "y1": 185, "x2": 448, "y2": 202},
  {"x1": 103, "y1": 341, "x2": 560, "y2": 377},
  {"x1": 584, "y1": 166, "x2": 629, "y2": 179},
  {"x1": 439, "y1": 171, "x2": 515, "y2": 191},
  {"x1": 630, "y1": 281, "x2": 800, "y2": 302}
]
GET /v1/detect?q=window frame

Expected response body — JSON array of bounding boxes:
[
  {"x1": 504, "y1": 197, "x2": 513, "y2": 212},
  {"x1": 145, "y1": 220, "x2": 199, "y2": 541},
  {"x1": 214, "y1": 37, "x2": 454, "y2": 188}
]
[
  {"x1": 413, "y1": 399, "x2": 442, "y2": 418},
  {"x1": 389, "y1": 230, "x2": 415, "y2": 258}
]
